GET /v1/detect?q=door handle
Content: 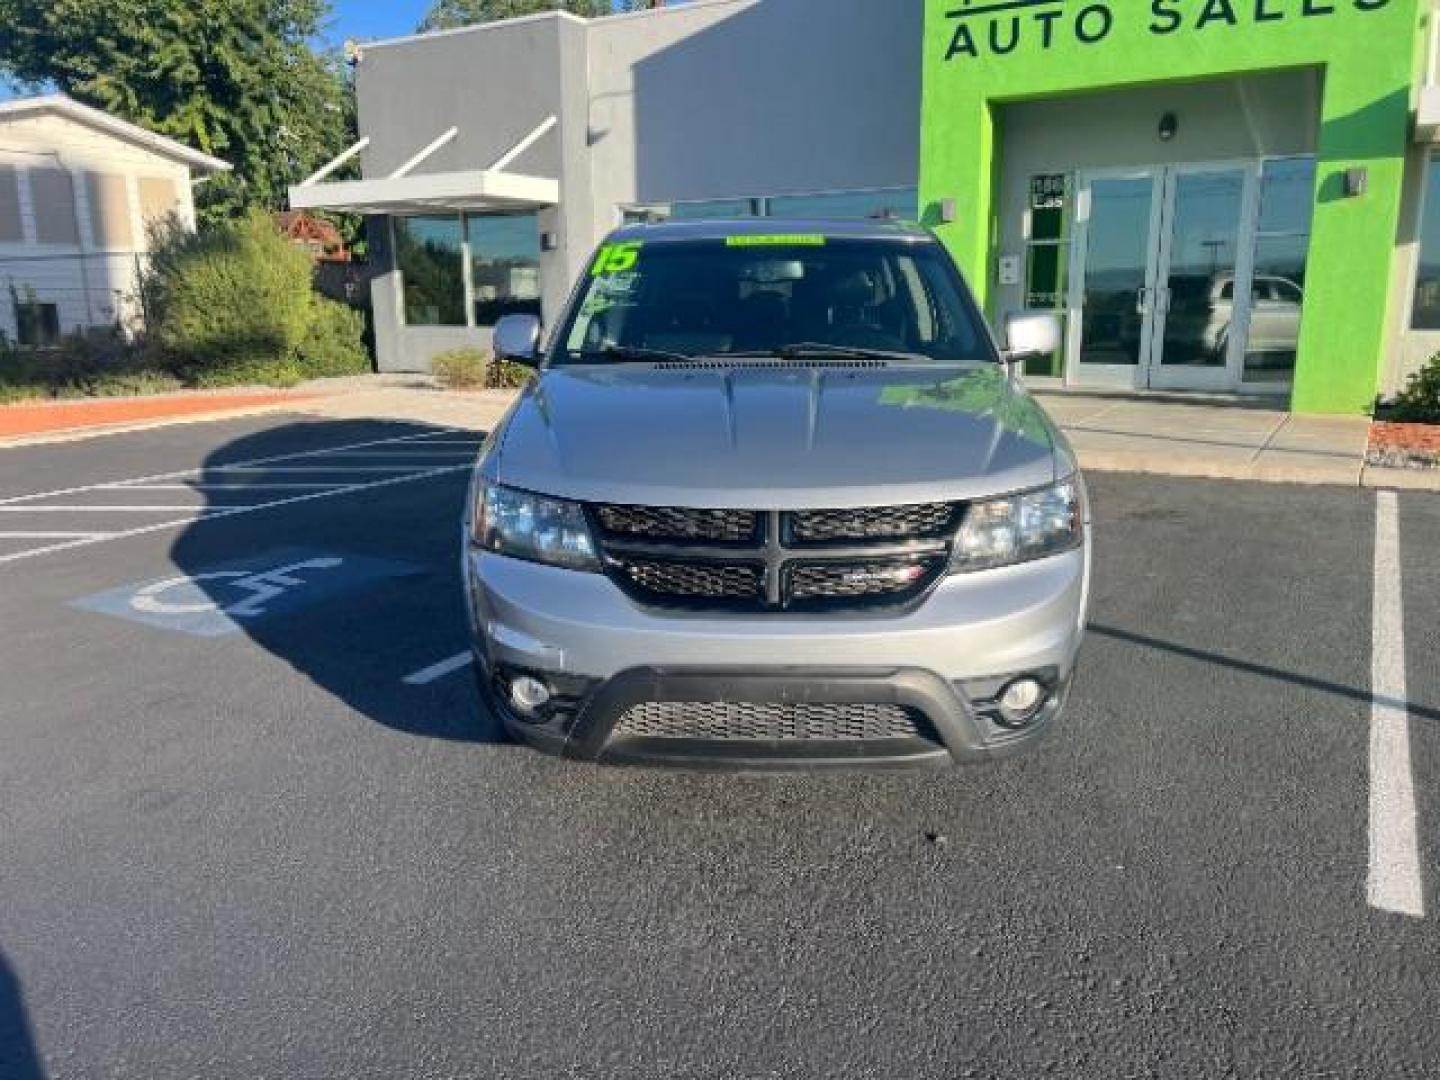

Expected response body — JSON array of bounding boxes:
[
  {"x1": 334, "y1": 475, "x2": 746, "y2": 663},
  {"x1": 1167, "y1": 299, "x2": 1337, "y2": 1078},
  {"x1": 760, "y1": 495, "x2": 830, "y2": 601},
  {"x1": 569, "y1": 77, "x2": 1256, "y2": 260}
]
[{"x1": 1136, "y1": 288, "x2": 1152, "y2": 314}]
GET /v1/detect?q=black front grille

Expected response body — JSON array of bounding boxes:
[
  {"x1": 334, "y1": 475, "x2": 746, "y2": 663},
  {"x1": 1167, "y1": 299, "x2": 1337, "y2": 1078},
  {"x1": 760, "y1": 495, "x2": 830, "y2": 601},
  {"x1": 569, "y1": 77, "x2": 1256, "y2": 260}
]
[
  {"x1": 595, "y1": 504, "x2": 758, "y2": 544},
  {"x1": 591, "y1": 501, "x2": 964, "y2": 614},
  {"x1": 615, "y1": 701, "x2": 924, "y2": 741},
  {"x1": 614, "y1": 557, "x2": 763, "y2": 602},
  {"x1": 789, "y1": 557, "x2": 947, "y2": 603},
  {"x1": 791, "y1": 502, "x2": 961, "y2": 545}
]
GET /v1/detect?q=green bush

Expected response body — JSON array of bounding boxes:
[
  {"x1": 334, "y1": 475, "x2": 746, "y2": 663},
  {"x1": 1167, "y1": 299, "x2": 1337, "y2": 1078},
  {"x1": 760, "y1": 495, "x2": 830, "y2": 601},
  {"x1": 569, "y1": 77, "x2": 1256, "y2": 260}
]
[
  {"x1": 430, "y1": 347, "x2": 535, "y2": 391},
  {"x1": 0, "y1": 328, "x2": 183, "y2": 402},
  {"x1": 488, "y1": 357, "x2": 534, "y2": 389},
  {"x1": 145, "y1": 209, "x2": 369, "y2": 387},
  {"x1": 1388, "y1": 353, "x2": 1440, "y2": 423},
  {"x1": 432, "y1": 347, "x2": 489, "y2": 390},
  {"x1": 298, "y1": 299, "x2": 369, "y2": 379}
]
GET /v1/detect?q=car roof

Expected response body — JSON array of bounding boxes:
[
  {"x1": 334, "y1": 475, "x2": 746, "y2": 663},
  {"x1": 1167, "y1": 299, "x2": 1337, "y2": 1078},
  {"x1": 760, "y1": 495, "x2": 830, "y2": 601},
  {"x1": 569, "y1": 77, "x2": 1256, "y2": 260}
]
[{"x1": 606, "y1": 217, "x2": 936, "y2": 245}]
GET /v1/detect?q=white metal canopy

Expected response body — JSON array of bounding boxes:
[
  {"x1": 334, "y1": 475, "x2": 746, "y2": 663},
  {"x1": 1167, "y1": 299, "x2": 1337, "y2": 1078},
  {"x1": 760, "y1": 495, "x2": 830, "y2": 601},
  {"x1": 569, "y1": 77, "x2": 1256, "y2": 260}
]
[
  {"x1": 287, "y1": 116, "x2": 559, "y2": 216},
  {"x1": 288, "y1": 168, "x2": 559, "y2": 215}
]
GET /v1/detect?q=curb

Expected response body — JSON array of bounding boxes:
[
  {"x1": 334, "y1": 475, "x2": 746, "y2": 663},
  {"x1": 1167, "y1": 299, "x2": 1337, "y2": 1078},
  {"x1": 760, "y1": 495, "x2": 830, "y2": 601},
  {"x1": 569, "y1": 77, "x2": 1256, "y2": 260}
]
[{"x1": 0, "y1": 399, "x2": 319, "y2": 449}]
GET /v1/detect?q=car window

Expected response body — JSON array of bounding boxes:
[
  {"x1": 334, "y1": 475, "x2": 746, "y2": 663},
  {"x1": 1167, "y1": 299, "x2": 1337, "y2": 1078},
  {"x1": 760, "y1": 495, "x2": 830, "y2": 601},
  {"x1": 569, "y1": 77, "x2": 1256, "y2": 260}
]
[{"x1": 555, "y1": 238, "x2": 996, "y2": 365}]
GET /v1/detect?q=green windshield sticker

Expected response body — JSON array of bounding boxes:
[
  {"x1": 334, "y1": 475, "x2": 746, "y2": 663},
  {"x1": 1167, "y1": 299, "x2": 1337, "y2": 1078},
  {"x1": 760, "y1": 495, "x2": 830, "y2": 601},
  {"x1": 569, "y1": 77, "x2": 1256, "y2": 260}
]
[
  {"x1": 592, "y1": 241, "x2": 642, "y2": 276},
  {"x1": 725, "y1": 234, "x2": 827, "y2": 248}
]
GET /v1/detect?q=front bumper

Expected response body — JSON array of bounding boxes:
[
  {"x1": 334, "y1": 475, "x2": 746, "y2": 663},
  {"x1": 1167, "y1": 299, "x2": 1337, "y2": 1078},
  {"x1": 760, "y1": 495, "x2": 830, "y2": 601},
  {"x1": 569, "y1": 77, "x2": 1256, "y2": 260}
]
[{"x1": 464, "y1": 541, "x2": 1089, "y2": 770}]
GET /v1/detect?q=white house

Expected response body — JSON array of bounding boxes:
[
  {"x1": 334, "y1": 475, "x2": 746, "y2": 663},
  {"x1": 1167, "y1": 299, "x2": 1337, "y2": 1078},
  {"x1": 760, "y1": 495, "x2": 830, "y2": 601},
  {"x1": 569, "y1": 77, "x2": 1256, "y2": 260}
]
[{"x1": 0, "y1": 94, "x2": 230, "y2": 345}]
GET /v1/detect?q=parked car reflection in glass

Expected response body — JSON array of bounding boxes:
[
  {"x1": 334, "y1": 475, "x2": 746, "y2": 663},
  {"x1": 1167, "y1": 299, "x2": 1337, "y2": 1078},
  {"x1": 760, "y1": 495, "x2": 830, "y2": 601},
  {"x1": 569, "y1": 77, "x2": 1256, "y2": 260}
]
[{"x1": 1164, "y1": 272, "x2": 1304, "y2": 372}]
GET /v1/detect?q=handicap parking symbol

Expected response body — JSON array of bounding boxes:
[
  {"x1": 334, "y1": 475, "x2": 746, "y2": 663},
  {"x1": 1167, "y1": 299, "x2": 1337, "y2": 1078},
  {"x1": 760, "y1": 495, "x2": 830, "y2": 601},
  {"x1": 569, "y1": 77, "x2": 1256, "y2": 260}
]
[{"x1": 72, "y1": 547, "x2": 423, "y2": 637}]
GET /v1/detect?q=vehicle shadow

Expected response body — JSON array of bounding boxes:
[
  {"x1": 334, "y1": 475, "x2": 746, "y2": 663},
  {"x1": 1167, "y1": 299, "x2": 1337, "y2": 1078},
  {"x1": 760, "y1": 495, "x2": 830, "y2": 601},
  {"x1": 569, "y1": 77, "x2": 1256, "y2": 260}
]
[
  {"x1": 1090, "y1": 623, "x2": 1440, "y2": 724},
  {"x1": 164, "y1": 417, "x2": 505, "y2": 744},
  {"x1": 0, "y1": 951, "x2": 46, "y2": 1080}
]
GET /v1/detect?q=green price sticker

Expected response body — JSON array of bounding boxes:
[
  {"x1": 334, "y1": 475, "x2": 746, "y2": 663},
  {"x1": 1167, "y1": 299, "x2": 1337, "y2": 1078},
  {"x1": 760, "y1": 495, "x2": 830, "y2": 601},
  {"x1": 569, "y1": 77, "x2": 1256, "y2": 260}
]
[
  {"x1": 592, "y1": 241, "x2": 642, "y2": 276},
  {"x1": 725, "y1": 234, "x2": 827, "y2": 248}
]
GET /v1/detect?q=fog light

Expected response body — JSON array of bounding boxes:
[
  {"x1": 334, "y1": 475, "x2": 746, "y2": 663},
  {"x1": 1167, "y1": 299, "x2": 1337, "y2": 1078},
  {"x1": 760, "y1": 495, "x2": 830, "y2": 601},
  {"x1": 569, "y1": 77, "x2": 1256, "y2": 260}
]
[
  {"x1": 996, "y1": 678, "x2": 1046, "y2": 728},
  {"x1": 509, "y1": 675, "x2": 552, "y2": 715}
]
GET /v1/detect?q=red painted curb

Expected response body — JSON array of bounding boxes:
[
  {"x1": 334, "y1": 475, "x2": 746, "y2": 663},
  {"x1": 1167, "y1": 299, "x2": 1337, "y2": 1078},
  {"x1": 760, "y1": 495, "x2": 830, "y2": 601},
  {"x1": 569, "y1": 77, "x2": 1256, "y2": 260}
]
[
  {"x1": 1371, "y1": 422, "x2": 1440, "y2": 454},
  {"x1": 0, "y1": 391, "x2": 318, "y2": 439}
]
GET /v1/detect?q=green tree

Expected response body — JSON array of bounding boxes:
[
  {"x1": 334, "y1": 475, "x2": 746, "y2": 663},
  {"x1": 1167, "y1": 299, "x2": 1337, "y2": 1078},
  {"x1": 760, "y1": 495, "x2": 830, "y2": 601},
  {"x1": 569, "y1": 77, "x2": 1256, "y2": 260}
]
[
  {"x1": 420, "y1": 0, "x2": 660, "y2": 32},
  {"x1": 0, "y1": 0, "x2": 354, "y2": 225}
]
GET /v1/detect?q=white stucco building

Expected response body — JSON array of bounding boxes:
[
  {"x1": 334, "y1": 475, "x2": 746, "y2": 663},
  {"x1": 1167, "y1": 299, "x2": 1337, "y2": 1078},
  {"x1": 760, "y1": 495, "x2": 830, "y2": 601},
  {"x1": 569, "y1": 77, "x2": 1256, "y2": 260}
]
[{"x1": 0, "y1": 94, "x2": 230, "y2": 345}]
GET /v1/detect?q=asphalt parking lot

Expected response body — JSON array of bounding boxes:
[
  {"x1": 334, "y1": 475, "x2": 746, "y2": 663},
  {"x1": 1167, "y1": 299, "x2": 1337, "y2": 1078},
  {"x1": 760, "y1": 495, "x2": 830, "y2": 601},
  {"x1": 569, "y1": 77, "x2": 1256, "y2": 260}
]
[{"x1": 0, "y1": 414, "x2": 1435, "y2": 1079}]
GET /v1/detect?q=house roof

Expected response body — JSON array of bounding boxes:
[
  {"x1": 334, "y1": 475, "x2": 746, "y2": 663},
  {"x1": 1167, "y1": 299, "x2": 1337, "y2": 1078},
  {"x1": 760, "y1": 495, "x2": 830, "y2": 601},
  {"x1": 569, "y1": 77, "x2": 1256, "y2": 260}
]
[{"x1": 0, "y1": 94, "x2": 231, "y2": 173}]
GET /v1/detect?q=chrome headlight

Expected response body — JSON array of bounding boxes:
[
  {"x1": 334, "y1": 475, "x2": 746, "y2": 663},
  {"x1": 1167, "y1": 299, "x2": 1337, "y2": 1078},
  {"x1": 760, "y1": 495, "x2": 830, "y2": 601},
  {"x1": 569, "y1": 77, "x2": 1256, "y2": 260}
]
[
  {"x1": 470, "y1": 482, "x2": 601, "y2": 572},
  {"x1": 951, "y1": 478, "x2": 1084, "y2": 573}
]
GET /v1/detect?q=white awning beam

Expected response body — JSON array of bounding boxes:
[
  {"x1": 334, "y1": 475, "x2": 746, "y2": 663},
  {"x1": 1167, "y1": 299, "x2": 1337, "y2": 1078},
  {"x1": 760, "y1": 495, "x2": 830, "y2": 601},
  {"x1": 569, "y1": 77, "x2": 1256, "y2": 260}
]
[
  {"x1": 300, "y1": 136, "x2": 370, "y2": 187},
  {"x1": 488, "y1": 116, "x2": 558, "y2": 173},
  {"x1": 391, "y1": 127, "x2": 459, "y2": 179},
  {"x1": 288, "y1": 168, "x2": 560, "y2": 216}
]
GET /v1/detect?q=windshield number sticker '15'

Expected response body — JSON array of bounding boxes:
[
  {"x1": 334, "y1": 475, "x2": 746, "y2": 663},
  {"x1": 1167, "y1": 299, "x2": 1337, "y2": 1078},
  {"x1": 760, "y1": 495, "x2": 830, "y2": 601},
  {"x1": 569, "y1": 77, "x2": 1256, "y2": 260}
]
[{"x1": 592, "y1": 242, "x2": 642, "y2": 276}]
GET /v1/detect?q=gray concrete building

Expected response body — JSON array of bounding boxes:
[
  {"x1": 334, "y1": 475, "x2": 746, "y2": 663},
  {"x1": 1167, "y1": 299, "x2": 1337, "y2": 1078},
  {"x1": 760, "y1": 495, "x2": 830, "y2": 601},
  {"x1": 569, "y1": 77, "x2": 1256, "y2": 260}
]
[
  {"x1": 291, "y1": 0, "x2": 921, "y2": 373},
  {"x1": 292, "y1": 0, "x2": 1440, "y2": 414}
]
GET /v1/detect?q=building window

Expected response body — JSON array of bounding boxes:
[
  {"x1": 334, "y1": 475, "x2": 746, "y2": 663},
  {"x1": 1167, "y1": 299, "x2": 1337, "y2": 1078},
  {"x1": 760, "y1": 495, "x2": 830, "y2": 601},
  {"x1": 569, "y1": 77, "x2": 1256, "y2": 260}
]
[
  {"x1": 14, "y1": 299, "x2": 61, "y2": 347},
  {"x1": 87, "y1": 173, "x2": 133, "y2": 250},
  {"x1": 29, "y1": 167, "x2": 80, "y2": 246},
  {"x1": 1245, "y1": 156, "x2": 1315, "y2": 383},
  {"x1": 467, "y1": 213, "x2": 542, "y2": 326},
  {"x1": 1412, "y1": 156, "x2": 1440, "y2": 331},
  {"x1": 0, "y1": 167, "x2": 22, "y2": 244},
  {"x1": 1022, "y1": 173, "x2": 1072, "y2": 378},
  {"x1": 394, "y1": 215, "x2": 466, "y2": 326}
]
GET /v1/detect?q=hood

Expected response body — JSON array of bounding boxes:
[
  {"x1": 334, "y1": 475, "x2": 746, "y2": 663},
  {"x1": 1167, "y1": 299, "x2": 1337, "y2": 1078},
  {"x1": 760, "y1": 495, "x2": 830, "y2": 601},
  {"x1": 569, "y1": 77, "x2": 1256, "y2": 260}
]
[{"x1": 492, "y1": 364, "x2": 1060, "y2": 509}]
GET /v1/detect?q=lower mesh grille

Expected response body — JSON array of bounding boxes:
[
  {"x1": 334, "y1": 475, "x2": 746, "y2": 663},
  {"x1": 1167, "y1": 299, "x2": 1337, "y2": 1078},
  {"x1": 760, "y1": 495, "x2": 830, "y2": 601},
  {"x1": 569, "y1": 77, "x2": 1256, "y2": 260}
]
[{"x1": 615, "y1": 701, "x2": 924, "y2": 741}]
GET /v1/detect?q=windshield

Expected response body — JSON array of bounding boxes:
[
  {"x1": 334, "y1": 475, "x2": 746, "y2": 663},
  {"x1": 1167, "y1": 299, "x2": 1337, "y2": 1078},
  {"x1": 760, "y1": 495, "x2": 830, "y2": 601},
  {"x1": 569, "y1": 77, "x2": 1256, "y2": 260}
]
[{"x1": 552, "y1": 236, "x2": 997, "y2": 365}]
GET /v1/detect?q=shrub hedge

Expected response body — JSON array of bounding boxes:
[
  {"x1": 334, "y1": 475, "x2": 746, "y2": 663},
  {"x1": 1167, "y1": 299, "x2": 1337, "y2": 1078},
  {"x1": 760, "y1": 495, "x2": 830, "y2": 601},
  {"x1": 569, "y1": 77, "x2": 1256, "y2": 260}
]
[
  {"x1": 1387, "y1": 353, "x2": 1440, "y2": 424},
  {"x1": 431, "y1": 346, "x2": 535, "y2": 391},
  {"x1": 146, "y1": 210, "x2": 369, "y2": 387}
]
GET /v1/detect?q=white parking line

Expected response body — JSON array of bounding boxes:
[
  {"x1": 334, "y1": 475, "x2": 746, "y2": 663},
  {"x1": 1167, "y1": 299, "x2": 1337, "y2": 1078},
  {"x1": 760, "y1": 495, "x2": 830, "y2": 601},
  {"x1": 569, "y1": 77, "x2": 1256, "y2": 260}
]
[
  {"x1": 211, "y1": 465, "x2": 455, "y2": 473},
  {"x1": 0, "y1": 531, "x2": 110, "y2": 540},
  {"x1": 0, "y1": 428, "x2": 472, "y2": 506},
  {"x1": 113, "y1": 483, "x2": 350, "y2": 491},
  {"x1": 0, "y1": 464, "x2": 473, "y2": 566},
  {"x1": 0, "y1": 506, "x2": 218, "y2": 513},
  {"x1": 1368, "y1": 491, "x2": 1424, "y2": 919},
  {"x1": 313, "y1": 450, "x2": 479, "y2": 458},
  {"x1": 403, "y1": 651, "x2": 472, "y2": 686}
]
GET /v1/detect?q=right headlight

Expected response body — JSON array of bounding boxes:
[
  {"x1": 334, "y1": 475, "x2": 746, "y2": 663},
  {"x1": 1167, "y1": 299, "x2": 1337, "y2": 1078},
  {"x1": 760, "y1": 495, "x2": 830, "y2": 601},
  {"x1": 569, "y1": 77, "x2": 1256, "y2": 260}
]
[
  {"x1": 470, "y1": 481, "x2": 602, "y2": 573},
  {"x1": 951, "y1": 477, "x2": 1084, "y2": 573}
]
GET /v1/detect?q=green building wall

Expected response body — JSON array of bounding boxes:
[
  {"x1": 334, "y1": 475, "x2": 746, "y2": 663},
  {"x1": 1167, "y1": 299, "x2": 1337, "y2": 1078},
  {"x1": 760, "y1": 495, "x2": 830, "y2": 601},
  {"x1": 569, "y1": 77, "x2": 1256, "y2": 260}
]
[{"x1": 919, "y1": 0, "x2": 1425, "y2": 414}]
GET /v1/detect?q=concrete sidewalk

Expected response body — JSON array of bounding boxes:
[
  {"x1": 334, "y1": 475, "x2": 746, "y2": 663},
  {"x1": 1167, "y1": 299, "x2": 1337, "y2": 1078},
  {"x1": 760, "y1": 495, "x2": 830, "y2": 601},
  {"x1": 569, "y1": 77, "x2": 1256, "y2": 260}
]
[
  {"x1": 5, "y1": 375, "x2": 1434, "y2": 491},
  {"x1": 314, "y1": 383, "x2": 1414, "y2": 490},
  {"x1": 1032, "y1": 391, "x2": 1407, "y2": 488}
]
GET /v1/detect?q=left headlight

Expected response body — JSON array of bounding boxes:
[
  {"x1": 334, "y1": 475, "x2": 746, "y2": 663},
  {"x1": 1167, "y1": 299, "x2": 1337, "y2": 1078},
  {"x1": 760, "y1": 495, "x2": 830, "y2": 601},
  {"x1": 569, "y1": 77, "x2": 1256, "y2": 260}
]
[
  {"x1": 470, "y1": 482, "x2": 601, "y2": 573},
  {"x1": 951, "y1": 477, "x2": 1084, "y2": 573}
]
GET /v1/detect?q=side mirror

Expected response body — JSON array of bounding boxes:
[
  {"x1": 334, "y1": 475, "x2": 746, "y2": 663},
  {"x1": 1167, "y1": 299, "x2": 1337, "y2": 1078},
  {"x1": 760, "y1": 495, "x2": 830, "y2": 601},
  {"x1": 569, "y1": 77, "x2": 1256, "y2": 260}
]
[
  {"x1": 493, "y1": 313, "x2": 543, "y2": 367},
  {"x1": 1002, "y1": 311, "x2": 1062, "y2": 364}
]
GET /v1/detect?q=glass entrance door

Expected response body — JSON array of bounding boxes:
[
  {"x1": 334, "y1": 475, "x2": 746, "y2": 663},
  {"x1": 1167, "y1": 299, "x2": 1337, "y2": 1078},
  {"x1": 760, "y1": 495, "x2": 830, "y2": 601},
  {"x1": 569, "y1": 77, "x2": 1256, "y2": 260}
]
[
  {"x1": 1069, "y1": 162, "x2": 1260, "y2": 392},
  {"x1": 1149, "y1": 164, "x2": 1254, "y2": 391},
  {"x1": 1066, "y1": 169, "x2": 1164, "y2": 388}
]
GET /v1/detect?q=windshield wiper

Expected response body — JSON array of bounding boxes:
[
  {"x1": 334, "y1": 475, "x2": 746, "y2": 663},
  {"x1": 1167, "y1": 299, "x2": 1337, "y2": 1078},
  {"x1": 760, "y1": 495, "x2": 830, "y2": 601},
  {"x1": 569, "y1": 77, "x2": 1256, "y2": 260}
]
[
  {"x1": 581, "y1": 344, "x2": 696, "y2": 364},
  {"x1": 724, "y1": 343, "x2": 932, "y2": 365}
]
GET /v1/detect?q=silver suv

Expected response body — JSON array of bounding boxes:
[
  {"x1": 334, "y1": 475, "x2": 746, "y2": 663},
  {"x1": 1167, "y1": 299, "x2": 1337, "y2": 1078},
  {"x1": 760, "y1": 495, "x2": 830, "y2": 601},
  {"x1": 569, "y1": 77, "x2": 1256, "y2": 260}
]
[{"x1": 463, "y1": 219, "x2": 1090, "y2": 769}]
